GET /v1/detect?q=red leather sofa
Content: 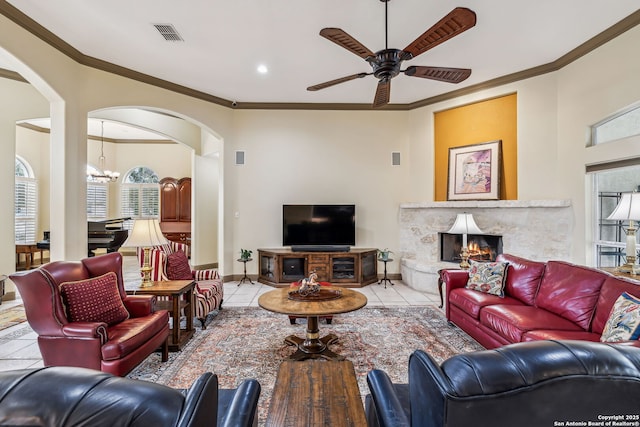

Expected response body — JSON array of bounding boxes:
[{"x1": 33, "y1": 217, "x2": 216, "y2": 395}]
[
  {"x1": 10, "y1": 252, "x2": 169, "y2": 376},
  {"x1": 442, "y1": 253, "x2": 640, "y2": 349}
]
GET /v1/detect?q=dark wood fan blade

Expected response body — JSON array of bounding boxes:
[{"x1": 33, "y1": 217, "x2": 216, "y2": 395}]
[
  {"x1": 403, "y1": 7, "x2": 476, "y2": 59},
  {"x1": 404, "y1": 66, "x2": 471, "y2": 83},
  {"x1": 307, "y1": 73, "x2": 369, "y2": 91},
  {"x1": 320, "y1": 28, "x2": 375, "y2": 59},
  {"x1": 373, "y1": 80, "x2": 391, "y2": 108}
]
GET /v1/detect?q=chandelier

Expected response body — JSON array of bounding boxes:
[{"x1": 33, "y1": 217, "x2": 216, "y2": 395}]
[{"x1": 87, "y1": 120, "x2": 120, "y2": 183}]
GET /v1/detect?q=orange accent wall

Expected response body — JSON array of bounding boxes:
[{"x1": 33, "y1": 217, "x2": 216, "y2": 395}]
[{"x1": 434, "y1": 93, "x2": 517, "y2": 201}]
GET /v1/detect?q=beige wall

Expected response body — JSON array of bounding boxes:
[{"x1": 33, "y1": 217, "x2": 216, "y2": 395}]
[
  {"x1": 228, "y1": 110, "x2": 410, "y2": 268},
  {"x1": 1, "y1": 11, "x2": 640, "y2": 294}
]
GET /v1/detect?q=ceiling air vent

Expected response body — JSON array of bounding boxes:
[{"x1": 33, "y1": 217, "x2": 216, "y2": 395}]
[{"x1": 153, "y1": 24, "x2": 184, "y2": 42}]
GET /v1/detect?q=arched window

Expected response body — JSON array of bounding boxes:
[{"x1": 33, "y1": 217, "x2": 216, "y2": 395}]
[
  {"x1": 87, "y1": 165, "x2": 108, "y2": 221},
  {"x1": 120, "y1": 166, "x2": 160, "y2": 230},
  {"x1": 15, "y1": 157, "x2": 37, "y2": 243}
]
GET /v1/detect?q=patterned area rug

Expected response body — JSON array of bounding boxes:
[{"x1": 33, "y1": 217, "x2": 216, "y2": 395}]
[
  {"x1": 0, "y1": 305, "x2": 27, "y2": 331},
  {"x1": 128, "y1": 305, "x2": 484, "y2": 426}
]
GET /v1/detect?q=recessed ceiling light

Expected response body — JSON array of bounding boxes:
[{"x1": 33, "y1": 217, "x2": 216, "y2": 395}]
[{"x1": 257, "y1": 64, "x2": 268, "y2": 74}]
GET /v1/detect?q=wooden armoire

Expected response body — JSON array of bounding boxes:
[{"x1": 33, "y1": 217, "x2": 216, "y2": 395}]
[{"x1": 159, "y1": 177, "x2": 191, "y2": 247}]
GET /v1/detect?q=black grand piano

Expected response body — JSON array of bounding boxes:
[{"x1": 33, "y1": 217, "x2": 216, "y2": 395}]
[{"x1": 37, "y1": 217, "x2": 131, "y2": 257}]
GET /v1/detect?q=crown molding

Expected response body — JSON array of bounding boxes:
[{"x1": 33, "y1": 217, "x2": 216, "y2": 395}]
[
  {"x1": 16, "y1": 122, "x2": 174, "y2": 144},
  {"x1": 1, "y1": 2, "x2": 639, "y2": 111},
  {"x1": 0, "y1": 67, "x2": 26, "y2": 82}
]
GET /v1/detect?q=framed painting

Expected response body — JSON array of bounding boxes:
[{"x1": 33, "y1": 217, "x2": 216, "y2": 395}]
[{"x1": 447, "y1": 140, "x2": 502, "y2": 201}]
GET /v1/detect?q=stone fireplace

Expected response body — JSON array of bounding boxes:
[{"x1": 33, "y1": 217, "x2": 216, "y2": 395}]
[
  {"x1": 440, "y1": 233, "x2": 503, "y2": 263},
  {"x1": 399, "y1": 200, "x2": 572, "y2": 295}
]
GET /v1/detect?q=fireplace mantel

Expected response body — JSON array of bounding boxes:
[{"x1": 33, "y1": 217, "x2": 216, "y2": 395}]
[
  {"x1": 398, "y1": 199, "x2": 573, "y2": 294},
  {"x1": 400, "y1": 200, "x2": 571, "y2": 209}
]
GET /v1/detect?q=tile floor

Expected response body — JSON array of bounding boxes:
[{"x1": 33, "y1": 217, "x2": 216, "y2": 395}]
[{"x1": 0, "y1": 256, "x2": 441, "y2": 372}]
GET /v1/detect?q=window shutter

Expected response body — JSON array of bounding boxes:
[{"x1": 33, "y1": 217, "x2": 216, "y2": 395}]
[
  {"x1": 87, "y1": 183, "x2": 108, "y2": 221},
  {"x1": 121, "y1": 185, "x2": 140, "y2": 217},
  {"x1": 120, "y1": 183, "x2": 159, "y2": 230},
  {"x1": 141, "y1": 185, "x2": 160, "y2": 217},
  {"x1": 15, "y1": 177, "x2": 37, "y2": 243}
]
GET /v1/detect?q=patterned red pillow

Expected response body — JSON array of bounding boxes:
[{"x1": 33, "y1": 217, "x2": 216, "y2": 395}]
[
  {"x1": 166, "y1": 250, "x2": 193, "y2": 280},
  {"x1": 60, "y1": 272, "x2": 129, "y2": 325}
]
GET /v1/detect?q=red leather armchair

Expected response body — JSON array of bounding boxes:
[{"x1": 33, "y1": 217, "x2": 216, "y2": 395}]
[{"x1": 10, "y1": 252, "x2": 169, "y2": 376}]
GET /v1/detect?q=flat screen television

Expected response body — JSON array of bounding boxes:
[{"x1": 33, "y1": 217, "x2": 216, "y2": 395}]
[{"x1": 283, "y1": 204, "x2": 355, "y2": 249}]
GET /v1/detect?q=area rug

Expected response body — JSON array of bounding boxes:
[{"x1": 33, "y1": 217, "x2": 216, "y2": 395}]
[
  {"x1": 128, "y1": 305, "x2": 484, "y2": 426},
  {"x1": 0, "y1": 305, "x2": 27, "y2": 331}
]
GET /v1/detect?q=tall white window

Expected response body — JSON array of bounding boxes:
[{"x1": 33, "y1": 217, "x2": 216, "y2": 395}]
[
  {"x1": 120, "y1": 166, "x2": 160, "y2": 230},
  {"x1": 590, "y1": 102, "x2": 640, "y2": 267},
  {"x1": 87, "y1": 165, "x2": 108, "y2": 221},
  {"x1": 15, "y1": 157, "x2": 37, "y2": 243},
  {"x1": 592, "y1": 167, "x2": 640, "y2": 268}
]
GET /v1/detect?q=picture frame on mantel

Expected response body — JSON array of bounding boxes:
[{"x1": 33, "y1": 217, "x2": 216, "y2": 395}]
[{"x1": 447, "y1": 140, "x2": 502, "y2": 201}]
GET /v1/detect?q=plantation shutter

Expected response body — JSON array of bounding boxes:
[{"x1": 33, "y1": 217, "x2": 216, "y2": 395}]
[
  {"x1": 15, "y1": 177, "x2": 37, "y2": 243},
  {"x1": 141, "y1": 184, "x2": 160, "y2": 217},
  {"x1": 87, "y1": 183, "x2": 108, "y2": 221},
  {"x1": 120, "y1": 184, "x2": 159, "y2": 230}
]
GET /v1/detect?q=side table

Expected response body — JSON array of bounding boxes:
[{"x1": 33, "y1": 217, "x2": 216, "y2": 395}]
[
  {"x1": 126, "y1": 279, "x2": 195, "y2": 351},
  {"x1": 15, "y1": 243, "x2": 46, "y2": 270},
  {"x1": 600, "y1": 267, "x2": 640, "y2": 280},
  {"x1": 437, "y1": 268, "x2": 462, "y2": 309},
  {"x1": 437, "y1": 268, "x2": 447, "y2": 308},
  {"x1": 377, "y1": 258, "x2": 393, "y2": 289},
  {"x1": 237, "y1": 258, "x2": 254, "y2": 285},
  {"x1": 0, "y1": 274, "x2": 6, "y2": 304}
]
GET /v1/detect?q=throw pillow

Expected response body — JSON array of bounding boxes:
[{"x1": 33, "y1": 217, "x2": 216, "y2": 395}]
[
  {"x1": 166, "y1": 250, "x2": 193, "y2": 280},
  {"x1": 465, "y1": 260, "x2": 509, "y2": 297},
  {"x1": 600, "y1": 292, "x2": 640, "y2": 342},
  {"x1": 60, "y1": 272, "x2": 129, "y2": 325}
]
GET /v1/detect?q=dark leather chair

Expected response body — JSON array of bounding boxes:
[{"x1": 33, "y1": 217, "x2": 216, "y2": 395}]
[
  {"x1": 366, "y1": 340, "x2": 640, "y2": 427},
  {"x1": 9, "y1": 252, "x2": 170, "y2": 376},
  {"x1": 0, "y1": 366, "x2": 260, "y2": 427}
]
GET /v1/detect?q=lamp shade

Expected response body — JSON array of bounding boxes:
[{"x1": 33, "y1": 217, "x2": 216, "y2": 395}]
[
  {"x1": 122, "y1": 219, "x2": 168, "y2": 248},
  {"x1": 448, "y1": 213, "x2": 483, "y2": 235},
  {"x1": 607, "y1": 192, "x2": 640, "y2": 221}
]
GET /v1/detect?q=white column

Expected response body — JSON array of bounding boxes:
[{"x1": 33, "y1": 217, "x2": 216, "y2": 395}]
[
  {"x1": 191, "y1": 131, "x2": 222, "y2": 268},
  {"x1": 49, "y1": 101, "x2": 88, "y2": 261}
]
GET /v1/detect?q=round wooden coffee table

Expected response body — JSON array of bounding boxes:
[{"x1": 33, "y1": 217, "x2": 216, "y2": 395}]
[{"x1": 258, "y1": 286, "x2": 367, "y2": 361}]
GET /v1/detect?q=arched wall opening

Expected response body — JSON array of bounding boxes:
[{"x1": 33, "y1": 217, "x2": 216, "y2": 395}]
[{"x1": 85, "y1": 107, "x2": 224, "y2": 270}]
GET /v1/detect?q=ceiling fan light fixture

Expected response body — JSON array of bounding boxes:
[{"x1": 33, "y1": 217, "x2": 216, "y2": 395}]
[{"x1": 308, "y1": 3, "x2": 476, "y2": 107}]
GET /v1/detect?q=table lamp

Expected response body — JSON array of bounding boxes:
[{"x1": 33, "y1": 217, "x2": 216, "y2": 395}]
[
  {"x1": 122, "y1": 219, "x2": 168, "y2": 287},
  {"x1": 448, "y1": 212, "x2": 483, "y2": 269},
  {"x1": 607, "y1": 192, "x2": 640, "y2": 275}
]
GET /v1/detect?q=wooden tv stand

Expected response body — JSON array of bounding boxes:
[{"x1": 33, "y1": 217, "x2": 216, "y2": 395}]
[{"x1": 257, "y1": 248, "x2": 377, "y2": 287}]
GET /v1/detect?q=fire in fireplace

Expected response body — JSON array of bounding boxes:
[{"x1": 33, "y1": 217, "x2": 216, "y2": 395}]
[{"x1": 440, "y1": 233, "x2": 503, "y2": 263}]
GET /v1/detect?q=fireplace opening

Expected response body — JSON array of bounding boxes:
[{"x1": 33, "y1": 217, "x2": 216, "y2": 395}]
[{"x1": 440, "y1": 233, "x2": 503, "y2": 263}]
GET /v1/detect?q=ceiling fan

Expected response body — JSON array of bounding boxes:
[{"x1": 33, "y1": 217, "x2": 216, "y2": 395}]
[{"x1": 307, "y1": 1, "x2": 476, "y2": 108}]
